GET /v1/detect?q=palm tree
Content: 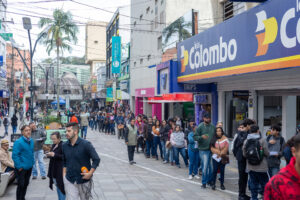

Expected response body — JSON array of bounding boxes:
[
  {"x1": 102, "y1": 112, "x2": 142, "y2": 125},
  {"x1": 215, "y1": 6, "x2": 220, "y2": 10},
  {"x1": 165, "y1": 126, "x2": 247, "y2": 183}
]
[{"x1": 39, "y1": 9, "x2": 78, "y2": 111}]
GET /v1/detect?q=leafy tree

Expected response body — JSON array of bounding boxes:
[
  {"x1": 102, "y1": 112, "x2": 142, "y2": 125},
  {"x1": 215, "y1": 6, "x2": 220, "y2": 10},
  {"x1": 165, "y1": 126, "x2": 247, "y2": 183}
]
[{"x1": 39, "y1": 9, "x2": 78, "y2": 110}]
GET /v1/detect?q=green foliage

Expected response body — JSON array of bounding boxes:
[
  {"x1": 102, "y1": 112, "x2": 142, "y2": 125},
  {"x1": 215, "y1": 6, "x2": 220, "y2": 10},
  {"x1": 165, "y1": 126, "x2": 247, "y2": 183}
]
[{"x1": 43, "y1": 115, "x2": 61, "y2": 125}]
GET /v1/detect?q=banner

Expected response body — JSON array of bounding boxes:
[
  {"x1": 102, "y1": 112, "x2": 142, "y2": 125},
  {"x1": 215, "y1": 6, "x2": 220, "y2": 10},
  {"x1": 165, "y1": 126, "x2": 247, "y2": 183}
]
[
  {"x1": 106, "y1": 87, "x2": 113, "y2": 102},
  {"x1": 112, "y1": 36, "x2": 121, "y2": 74}
]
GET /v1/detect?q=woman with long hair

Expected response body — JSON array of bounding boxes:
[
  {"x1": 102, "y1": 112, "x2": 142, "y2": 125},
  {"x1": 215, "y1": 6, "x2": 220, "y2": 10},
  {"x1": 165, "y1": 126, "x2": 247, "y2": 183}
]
[
  {"x1": 170, "y1": 125, "x2": 188, "y2": 168},
  {"x1": 210, "y1": 127, "x2": 229, "y2": 190},
  {"x1": 152, "y1": 120, "x2": 162, "y2": 160}
]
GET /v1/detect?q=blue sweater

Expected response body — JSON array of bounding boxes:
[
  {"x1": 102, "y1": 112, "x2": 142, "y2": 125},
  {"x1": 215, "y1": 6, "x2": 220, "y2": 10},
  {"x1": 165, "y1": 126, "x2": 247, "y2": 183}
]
[
  {"x1": 188, "y1": 132, "x2": 199, "y2": 152},
  {"x1": 12, "y1": 136, "x2": 34, "y2": 170}
]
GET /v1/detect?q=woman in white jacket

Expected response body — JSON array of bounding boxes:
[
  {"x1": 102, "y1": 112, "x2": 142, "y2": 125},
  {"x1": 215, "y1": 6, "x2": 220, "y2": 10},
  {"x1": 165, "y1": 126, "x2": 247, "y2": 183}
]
[{"x1": 170, "y1": 125, "x2": 188, "y2": 168}]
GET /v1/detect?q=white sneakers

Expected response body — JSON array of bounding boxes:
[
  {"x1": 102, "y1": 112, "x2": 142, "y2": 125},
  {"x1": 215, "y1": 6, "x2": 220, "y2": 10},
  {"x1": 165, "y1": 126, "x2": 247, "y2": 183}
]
[
  {"x1": 188, "y1": 175, "x2": 193, "y2": 180},
  {"x1": 194, "y1": 175, "x2": 200, "y2": 179}
]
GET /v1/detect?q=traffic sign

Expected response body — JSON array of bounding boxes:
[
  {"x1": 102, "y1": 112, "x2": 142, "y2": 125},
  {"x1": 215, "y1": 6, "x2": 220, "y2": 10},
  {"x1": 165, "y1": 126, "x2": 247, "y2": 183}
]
[{"x1": 0, "y1": 33, "x2": 13, "y2": 41}]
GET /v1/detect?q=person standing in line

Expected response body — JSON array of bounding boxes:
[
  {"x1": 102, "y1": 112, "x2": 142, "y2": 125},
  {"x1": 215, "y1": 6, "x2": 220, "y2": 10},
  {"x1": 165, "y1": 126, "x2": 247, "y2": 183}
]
[
  {"x1": 12, "y1": 125, "x2": 34, "y2": 200},
  {"x1": 266, "y1": 125, "x2": 285, "y2": 177},
  {"x1": 171, "y1": 125, "x2": 188, "y2": 168},
  {"x1": 243, "y1": 125, "x2": 269, "y2": 200},
  {"x1": 62, "y1": 122, "x2": 100, "y2": 200},
  {"x1": 11, "y1": 113, "x2": 18, "y2": 134},
  {"x1": 210, "y1": 127, "x2": 229, "y2": 190},
  {"x1": 30, "y1": 122, "x2": 47, "y2": 180},
  {"x1": 194, "y1": 113, "x2": 215, "y2": 189},
  {"x1": 3, "y1": 114, "x2": 10, "y2": 136},
  {"x1": 187, "y1": 125, "x2": 200, "y2": 180},
  {"x1": 136, "y1": 117, "x2": 145, "y2": 153},
  {"x1": 232, "y1": 119, "x2": 255, "y2": 200},
  {"x1": 116, "y1": 112, "x2": 125, "y2": 139},
  {"x1": 152, "y1": 120, "x2": 162, "y2": 160},
  {"x1": 125, "y1": 118, "x2": 138, "y2": 164},
  {"x1": 160, "y1": 120, "x2": 170, "y2": 164},
  {"x1": 47, "y1": 132, "x2": 65, "y2": 200},
  {"x1": 80, "y1": 110, "x2": 89, "y2": 139},
  {"x1": 144, "y1": 117, "x2": 154, "y2": 158}
]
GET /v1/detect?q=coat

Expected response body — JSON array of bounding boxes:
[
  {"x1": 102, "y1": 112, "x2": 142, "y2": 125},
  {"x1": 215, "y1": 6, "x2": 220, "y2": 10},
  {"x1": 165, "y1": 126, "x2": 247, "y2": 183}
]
[
  {"x1": 0, "y1": 148, "x2": 14, "y2": 172},
  {"x1": 47, "y1": 141, "x2": 65, "y2": 195}
]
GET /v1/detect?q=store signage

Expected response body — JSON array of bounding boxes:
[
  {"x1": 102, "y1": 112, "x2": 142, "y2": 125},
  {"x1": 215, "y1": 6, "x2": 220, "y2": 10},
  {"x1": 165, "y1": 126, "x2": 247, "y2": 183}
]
[
  {"x1": 0, "y1": 33, "x2": 12, "y2": 41},
  {"x1": 112, "y1": 36, "x2": 121, "y2": 74},
  {"x1": 194, "y1": 94, "x2": 208, "y2": 104},
  {"x1": 178, "y1": 0, "x2": 300, "y2": 82},
  {"x1": 233, "y1": 90, "x2": 249, "y2": 97},
  {"x1": 0, "y1": 56, "x2": 3, "y2": 66},
  {"x1": 229, "y1": 0, "x2": 267, "y2": 2},
  {"x1": 106, "y1": 87, "x2": 113, "y2": 102}
]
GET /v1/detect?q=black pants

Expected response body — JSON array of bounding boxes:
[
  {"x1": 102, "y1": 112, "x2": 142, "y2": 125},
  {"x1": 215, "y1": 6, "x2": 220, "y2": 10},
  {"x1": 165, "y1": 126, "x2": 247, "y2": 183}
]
[
  {"x1": 118, "y1": 128, "x2": 124, "y2": 139},
  {"x1": 16, "y1": 168, "x2": 32, "y2": 200},
  {"x1": 127, "y1": 146, "x2": 135, "y2": 162},
  {"x1": 137, "y1": 137, "x2": 144, "y2": 152},
  {"x1": 237, "y1": 160, "x2": 248, "y2": 198}
]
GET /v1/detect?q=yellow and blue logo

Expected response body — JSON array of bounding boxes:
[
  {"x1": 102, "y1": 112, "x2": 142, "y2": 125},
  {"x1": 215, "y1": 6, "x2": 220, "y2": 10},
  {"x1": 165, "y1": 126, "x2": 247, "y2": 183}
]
[
  {"x1": 255, "y1": 10, "x2": 278, "y2": 56},
  {"x1": 180, "y1": 46, "x2": 189, "y2": 73}
]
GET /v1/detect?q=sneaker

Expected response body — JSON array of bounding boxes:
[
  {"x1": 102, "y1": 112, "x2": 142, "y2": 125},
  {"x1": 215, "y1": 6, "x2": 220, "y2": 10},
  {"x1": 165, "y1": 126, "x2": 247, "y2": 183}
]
[
  {"x1": 177, "y1": 165, "x2": 181, "y2": 168},
  {"x1": 32, "y1": 176, "x2": 37, "y2": 180},
  {"x1": 220, "y1": 184, "x2": 225, "y2": 190},
  {"x1": 171, "y1": 162, "x2": 174, "y2": 166},
  {"x1": 132, "y1": 161, "x2": 136, "y2": 164},
  {"x1": 129, "y1": 161, "x2": 133, "y2": 165},
  {"x1": 163, "y1": 160, "x2": 168, "y2": 164},
  {"x1": 194, "y1": 175, "x2": 200, "y2": 180},
  {"x1": 188, "y1": 175, "x2": 193, "y2": 180},
  {"x1": 212, "y1": 185, "x2": 216, "y2": 190},
  {"x1": 42, "y1": 176, "x2": 47, "y2": 180},
  {"x1": 201, "y1": 184, "x2": 206, "y2": 189}
]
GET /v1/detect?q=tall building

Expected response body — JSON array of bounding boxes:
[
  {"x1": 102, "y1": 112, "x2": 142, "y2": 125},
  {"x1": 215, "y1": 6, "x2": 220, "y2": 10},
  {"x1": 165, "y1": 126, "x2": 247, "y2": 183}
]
[{"x1": 52, "y1": 64, "x2": 90, "y2": 85}]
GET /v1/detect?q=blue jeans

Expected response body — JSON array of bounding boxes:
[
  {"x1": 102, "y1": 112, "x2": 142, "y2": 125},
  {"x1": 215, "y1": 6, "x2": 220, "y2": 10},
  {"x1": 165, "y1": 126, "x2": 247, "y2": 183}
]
[
  {"x1": 12, "y1": 125, "x2": 17, "y2": 134},
  {"x1": 166, "y1": 147, "x2": 174, "y2": 162},
  {"x1": 269, "y1": 167, "x2": 279, "y2": 177},
  {"x1": 199, "y1": 150, "x2": 212, "y2": 185},
  {"x1": 212, "y1": 159, "x2": 226, "y2": 185},
  {"x1": 153, "y1": 136, "x2": 161, "y2": 157},
  {"x1": 173, "y1": 147, "x2": 188, "y2": 166},
  {"x1": 81, "y1": 126, "x2": 88, "y2": 138},
  {"x1": 188, "y1": 148, "x2": 199, "y2": 175},
  {"x1": 248, "y1": 171, "x2": 269, "y2": 200},
  {"x1": 160, "y1": 140, "x2": 166, "y2": 161},
  {"x1": 53, "y1": 178, "x2": 66, "y2": 200},
  {"x1": 4, "y1": 125, "x2": 8, "y2": 135},
  {"x1": 146, "y1": 140, "x2": 154, "y2": 157},
  {"x1": 32, "y1": 149, "x2": 46, "y2": 177}
]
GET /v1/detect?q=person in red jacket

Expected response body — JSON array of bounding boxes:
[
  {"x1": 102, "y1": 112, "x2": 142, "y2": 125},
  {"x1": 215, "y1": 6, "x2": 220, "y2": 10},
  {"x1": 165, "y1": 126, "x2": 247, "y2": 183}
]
[
  {"x1": 264, "y1": 134, "x2": 300, "y2": 200},
  {"x1": 69, "y1": 113, "x2": 78, "y2": 124}
]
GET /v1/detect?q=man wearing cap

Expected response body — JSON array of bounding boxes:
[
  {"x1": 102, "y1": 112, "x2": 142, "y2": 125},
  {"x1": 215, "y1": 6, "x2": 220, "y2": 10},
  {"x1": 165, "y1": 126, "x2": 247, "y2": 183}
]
[
  {"x1": 0, "y1": 139, "x2": 14, "y2": 172},
  {"x1": 194, "y1": 112, "x2": 215, "y2": 189}
]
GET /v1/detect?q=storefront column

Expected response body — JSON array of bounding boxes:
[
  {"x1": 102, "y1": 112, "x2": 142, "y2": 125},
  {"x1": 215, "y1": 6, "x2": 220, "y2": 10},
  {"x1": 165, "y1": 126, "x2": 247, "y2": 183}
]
[
  {"x1": 258, "y1": 95, "x2": 264, "y2": 135},
  {"x1": 282, "y1": 96, "x2": 296, "y2": 140},
  {"x1": 218, "y1": 91, "x2": 225, "y2": 126},
  {"x1": 248, "y1": 90, "x2": 257, "y2": 121},
  {"x1": 212, "y1": 90, "x2": 218, "y2": 126},
  {"x1": 162, "y1": 103, "x2": 165, "y2": 120}
]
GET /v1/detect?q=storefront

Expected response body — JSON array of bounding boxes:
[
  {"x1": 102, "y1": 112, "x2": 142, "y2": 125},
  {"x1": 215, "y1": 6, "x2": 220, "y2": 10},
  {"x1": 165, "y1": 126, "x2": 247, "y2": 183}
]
[
  {"x1": 177, "y1": 0, "x2": 300, "y2": 139},
  {"x1": 135, "y1": 87, "x2": 155, "y2": 117}
]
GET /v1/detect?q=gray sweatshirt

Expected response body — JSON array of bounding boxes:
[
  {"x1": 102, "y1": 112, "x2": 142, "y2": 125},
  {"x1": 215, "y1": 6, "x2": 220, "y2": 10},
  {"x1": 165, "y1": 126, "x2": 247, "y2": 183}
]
[
  {"x1": 266, "y1": 135, "x2": 285, "y2": 168},
  {"x1": 243, "y1": 133, "x2": 269, "y2": 173},
  {"x1": 170, "y1": 131, "x2": 185, "y2": 148},
  {"x1": 31, "y1": 129, "x2": 47, "y2": 151}
]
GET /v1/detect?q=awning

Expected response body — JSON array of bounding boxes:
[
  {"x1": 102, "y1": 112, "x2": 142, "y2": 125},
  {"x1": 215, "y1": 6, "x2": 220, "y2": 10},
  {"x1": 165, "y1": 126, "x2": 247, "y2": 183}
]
[{"x1": 146, "y1": 93, "x2": 193, "y2": 104}]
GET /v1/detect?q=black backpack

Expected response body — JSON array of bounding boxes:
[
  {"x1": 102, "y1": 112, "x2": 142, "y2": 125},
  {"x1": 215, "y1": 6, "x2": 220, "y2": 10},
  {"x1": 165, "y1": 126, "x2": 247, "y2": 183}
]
[
  {"x1": 245, "y1": 138, "x2": 263, "y2": 165},
  {"x1": 3, "y1": 117, "x2": 8, "y2": 125}
]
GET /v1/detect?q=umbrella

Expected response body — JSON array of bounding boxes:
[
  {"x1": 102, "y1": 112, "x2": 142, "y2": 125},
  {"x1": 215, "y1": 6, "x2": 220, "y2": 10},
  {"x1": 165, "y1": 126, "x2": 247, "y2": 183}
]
[{"x1": 51, "y1": 97, "x2": 66, "y2": 105}]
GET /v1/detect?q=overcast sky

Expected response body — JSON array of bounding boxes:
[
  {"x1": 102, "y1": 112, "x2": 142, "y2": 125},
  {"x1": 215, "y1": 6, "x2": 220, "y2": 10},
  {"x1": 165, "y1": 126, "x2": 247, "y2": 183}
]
[{"x1": 6, "y1": 0, "x2": 131, "y2": 62}]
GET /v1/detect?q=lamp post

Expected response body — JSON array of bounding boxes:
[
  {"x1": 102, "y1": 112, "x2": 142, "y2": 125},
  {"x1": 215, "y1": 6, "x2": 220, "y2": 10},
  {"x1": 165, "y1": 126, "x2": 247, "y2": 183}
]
[{"x1": 11, "y1": 17, "x2": 49, "y2": 121}]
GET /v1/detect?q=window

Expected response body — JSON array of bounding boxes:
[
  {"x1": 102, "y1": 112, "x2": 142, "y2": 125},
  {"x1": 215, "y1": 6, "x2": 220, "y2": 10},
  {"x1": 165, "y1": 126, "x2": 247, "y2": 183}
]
[
  {"x1": 94, "y1": 40, "x2": 98, "y2": 44},
  {"x1": 140, "y1": 14, "x2": 143, "y2": 21},
  {"x1": 157, "y1": 36, "x2": 162, "y2": 50},
  {"x1": 160, "y1": 11, "x2": 165, "y2": 24},
  {"x1": 134, "y1": 62, "x2": 137, "y2": 67},
  {"x1": 134, "y1": 21, "x2": 136, "y2": 27},
  {"x1": 223, "y1": 1, "x2": 233, "y2": 21},
  {"x1": 155, "y1": 16, "x2": 158, "y2": 28},
  {"x1": 147, "y1": 55, "x2": 151, "y2": 61},
  {"x1": 155, "y1": 0, "x2": 158, "y2": 5},
  {"x1": 155, "y1": 6, "x2": 158, "y2": 15},
  {"x1": 140, "y1": 58, "x2": 143, "y2": 64},
  {"x1": 146, "y1": 7, "x2": 150, "y2": 14},
  {"x1": 151, "y1": 22, "x2": 154, "y2": 31}
]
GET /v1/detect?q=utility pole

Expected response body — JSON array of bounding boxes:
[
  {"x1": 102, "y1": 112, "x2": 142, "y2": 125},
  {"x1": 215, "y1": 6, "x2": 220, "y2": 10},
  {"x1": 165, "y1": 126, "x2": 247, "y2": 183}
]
[
  {"x1": 22, "y1": 50, "x2": 26, "y2": 119},
  {"x1": 9, "y1": 46, "x2": 15, "y2": 118}
]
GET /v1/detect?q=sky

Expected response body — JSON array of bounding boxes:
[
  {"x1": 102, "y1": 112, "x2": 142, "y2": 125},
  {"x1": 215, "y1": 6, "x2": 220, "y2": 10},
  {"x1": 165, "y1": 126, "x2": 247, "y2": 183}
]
[{"x1": 6, "y1": 0, "x2": 131, "y2": 62}]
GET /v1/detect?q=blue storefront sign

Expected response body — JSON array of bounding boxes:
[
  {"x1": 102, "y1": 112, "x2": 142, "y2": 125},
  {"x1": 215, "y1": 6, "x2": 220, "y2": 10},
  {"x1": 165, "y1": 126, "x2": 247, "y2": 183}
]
[
  {"x1": 106, "y1": 87, "x2": 113, "y2": 102},
  {"x1": 177, "y1": 0, "x2": 300, "y2": 82},
  {"x1": 112, "y1": 36, "x2": 121, "y2": 74}
]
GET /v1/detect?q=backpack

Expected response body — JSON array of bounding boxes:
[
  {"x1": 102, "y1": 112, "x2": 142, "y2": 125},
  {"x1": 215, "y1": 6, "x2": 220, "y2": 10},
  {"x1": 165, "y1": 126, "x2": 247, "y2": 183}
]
[
  {"x1": 3, "y1": 117, "x2": 8, "y2": 125},
  {"x1": 245, "y1": 138, "x2": 263, "y2": 165}
]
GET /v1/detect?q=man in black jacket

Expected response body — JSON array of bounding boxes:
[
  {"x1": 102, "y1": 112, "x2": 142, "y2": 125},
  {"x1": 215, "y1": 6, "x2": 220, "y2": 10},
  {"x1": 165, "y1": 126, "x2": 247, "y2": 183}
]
[
  {"x1": 144, "y1": 117, "x2": 154, "y2": 158},
  {"x1": 233, "y1": 119, "x2": 255, "y2": 200}
]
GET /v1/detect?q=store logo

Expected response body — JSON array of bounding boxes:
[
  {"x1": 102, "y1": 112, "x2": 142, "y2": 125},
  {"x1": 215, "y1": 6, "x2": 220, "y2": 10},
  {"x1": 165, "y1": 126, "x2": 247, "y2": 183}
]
[
  {"x1": 180, "y1": 46, "x2": 189, "y2": 73},
  {"x1": 255, "y1": 11, "x2": 278, "y2": 56}
]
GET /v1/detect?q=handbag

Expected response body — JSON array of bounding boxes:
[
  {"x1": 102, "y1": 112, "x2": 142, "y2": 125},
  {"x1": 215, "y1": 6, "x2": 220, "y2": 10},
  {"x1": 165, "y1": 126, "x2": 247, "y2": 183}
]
[{"x1": 218, "y1": 141, "x2": 229, "y2": 165}]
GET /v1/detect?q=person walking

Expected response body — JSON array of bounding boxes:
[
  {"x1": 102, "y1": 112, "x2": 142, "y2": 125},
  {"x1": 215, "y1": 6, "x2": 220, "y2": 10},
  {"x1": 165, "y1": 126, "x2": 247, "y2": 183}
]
[
  {"x1": 171, "y1": 125, "x2": 188, "y2": 168},
  {"x1": 12, "y1": 125, "x2": 34, "y2": 200},
  {"x1": 210, "y1": 127, "x2": 229, "y2": 190},
  {"x1": 152, "y1": 120, "x2": 162, "y2": 160},
  {"x1": 194, "y1": 112, "x2": 215, "y2": 188},
  {"x1": 69, "y1": 113, "x2": 79, "y2": 124},
  {"x1": 11, "y1": 113, "x2": 18, "y2": 134},
  {"x1": 47, "y1": 132, "x2": 65, "y2": 200},
  {"x1": 30, "y1": 122, "x2": 47, "y2": 180},
  {"x1": 125, "y1": 118, "x2": 138, "y2": 164},
  {"x1": 160, "y1": 120, "x2": 170, "y2": 163},
  {"x1": 243, "y1": 125, "x2": 269, "y2": 200},
  {"x1": 80, "y1": 110, "x2": 89, "y2": 139},
  {"x1": 266, "y1": 125, "x2": 285, "y2": 177},
  {"x1": 62, "y1": 122, "x2": 100, "y2": 200},
  {"x1": 3, "y1": 114, "x2": 9, "y2": 136},
  {"x1": 187, "y1": 124, "x2": 200, "y2": 180}
]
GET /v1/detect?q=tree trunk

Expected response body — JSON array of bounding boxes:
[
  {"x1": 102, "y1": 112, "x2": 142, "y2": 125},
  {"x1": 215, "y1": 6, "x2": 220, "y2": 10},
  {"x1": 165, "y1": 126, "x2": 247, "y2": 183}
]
[{"x1": 56, "y1": 46, "x2": 60, "y2": 111}]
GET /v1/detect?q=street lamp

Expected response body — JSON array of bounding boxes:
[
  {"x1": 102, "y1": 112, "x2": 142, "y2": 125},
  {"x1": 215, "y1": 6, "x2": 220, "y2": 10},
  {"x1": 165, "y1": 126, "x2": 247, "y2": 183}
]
[{"x1": 11, "y1": 17, "x2": 49, "y2": 121}]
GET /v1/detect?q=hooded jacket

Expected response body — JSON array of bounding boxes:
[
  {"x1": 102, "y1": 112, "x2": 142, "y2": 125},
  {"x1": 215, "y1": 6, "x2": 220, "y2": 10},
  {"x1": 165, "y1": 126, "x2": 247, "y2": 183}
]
[{"x1": 264, "y1": 157, "x2": 300, "y2": 200}]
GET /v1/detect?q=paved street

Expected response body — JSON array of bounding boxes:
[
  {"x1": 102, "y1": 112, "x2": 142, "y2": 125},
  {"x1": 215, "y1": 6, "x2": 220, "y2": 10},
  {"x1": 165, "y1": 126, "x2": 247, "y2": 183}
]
[{"x1": 0, "y1": 126, "x2": 240, "y2": 200}]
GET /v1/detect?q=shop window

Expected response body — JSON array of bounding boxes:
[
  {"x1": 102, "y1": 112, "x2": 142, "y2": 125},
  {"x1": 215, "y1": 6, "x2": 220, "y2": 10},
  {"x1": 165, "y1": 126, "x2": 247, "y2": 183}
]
[{"x1": 263, "y1": 96, "x2": 282, "y2": 136}]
